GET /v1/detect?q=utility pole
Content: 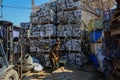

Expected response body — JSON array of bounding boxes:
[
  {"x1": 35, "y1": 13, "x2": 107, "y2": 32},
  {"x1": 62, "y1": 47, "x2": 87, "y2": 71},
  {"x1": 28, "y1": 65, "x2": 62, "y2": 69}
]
[
  {"x1": 32, "y1": 0, "x2": 34, "y2": 12},
  {"x1": 0, "y1": 0, "x2": 3, "y2": 18}
]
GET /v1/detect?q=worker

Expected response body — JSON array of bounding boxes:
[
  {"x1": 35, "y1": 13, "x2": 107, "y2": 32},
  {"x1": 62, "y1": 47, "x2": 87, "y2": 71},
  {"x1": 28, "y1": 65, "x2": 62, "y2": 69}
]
[
  {"x1": 13, "y1": 37, "x2": 19, "y2": 64},
  {"x1": 49, "y1": 38, "x2": 61, "y2": 70}
]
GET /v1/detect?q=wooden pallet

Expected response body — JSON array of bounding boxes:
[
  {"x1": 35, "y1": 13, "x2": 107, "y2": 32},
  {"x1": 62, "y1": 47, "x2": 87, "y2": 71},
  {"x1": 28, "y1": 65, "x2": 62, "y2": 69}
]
[{"x1": 111, "y1": 27, "x2": 120, "y2": 36}]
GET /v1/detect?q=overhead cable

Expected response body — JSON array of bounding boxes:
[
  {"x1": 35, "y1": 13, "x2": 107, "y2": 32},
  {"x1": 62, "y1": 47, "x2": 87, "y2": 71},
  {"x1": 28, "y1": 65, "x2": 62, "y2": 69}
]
[{"x1": 2, "y1": 4, "x2": 40, "y2": 10}]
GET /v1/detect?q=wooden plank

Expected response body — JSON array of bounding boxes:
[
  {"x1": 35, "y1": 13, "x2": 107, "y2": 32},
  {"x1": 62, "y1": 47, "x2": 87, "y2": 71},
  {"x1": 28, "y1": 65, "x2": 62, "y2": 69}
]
[
  {"x1": 111, "y1": 27, "x2": 120, "y2": 36},
  {"x1": 57, "y1": 7, "x2": 80, "y2": 12},
  {"x1": 110, "y1": 16, "x2": 120, "y2": 24},
  {"x1": 114, "y1": 70, "x2": 120, "y2": 78},
  {"x1": 106, "y1": 73, "x2": 116, "y2": 80},
  {"x1": 117, "y1": 39, "x2": 120, "y2": 45},
  {"x1": 112, "y1": 10, "x2": 120, "y2": 19},
  {"x1": 112, "y1": 58, "x2": 120, "y2": 70}
]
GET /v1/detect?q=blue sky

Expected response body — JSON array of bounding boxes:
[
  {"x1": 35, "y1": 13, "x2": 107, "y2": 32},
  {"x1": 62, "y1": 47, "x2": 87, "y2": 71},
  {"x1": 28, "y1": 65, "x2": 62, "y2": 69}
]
[{"x1": 1, "y1": 0, "x2": 49, "y2": 26}]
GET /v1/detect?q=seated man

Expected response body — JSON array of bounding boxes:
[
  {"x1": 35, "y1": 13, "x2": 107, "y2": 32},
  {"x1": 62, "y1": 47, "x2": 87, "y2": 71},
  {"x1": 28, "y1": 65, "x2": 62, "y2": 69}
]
[{"x1": 49, "y1": 39, "x2": 61, "y2": 70}]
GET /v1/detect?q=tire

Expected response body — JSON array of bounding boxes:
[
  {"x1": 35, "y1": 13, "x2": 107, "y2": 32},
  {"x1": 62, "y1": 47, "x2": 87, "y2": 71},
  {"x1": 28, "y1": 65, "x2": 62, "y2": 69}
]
[{"x1": 2, "y1": 69, "x2": 19, "y2": 80}]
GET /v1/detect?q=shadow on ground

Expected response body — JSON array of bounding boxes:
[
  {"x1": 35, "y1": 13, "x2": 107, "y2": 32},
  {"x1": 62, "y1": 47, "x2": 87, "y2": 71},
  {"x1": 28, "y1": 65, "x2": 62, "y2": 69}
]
[{"x1": 22, "y1": 62, "x2": 104, "y2": 80}]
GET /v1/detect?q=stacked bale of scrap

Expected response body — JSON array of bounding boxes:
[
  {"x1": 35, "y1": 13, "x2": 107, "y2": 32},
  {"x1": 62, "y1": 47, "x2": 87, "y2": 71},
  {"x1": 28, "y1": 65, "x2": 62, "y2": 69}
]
[
  {"x1": 29, "y1": 0, "x2": 87, "y2": 66},
  {"x1": 56, "y1": 0, "x2": 81, "y2": 52},
  {"x1": 31, "y1": 2, "x2": 55, "y2": 24},
  {"x1": 30, "y1": 24, "x2": 56, "y2": 53}
]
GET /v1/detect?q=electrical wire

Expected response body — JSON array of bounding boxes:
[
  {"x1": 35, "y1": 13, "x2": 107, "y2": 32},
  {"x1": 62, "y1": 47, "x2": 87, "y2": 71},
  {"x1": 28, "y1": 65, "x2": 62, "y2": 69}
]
[
  {"x1": 2, "y1": 0, "x2": 51, "y2": 10},
  {"x1": 2, "y1": 5, "x2": 32, "y2": 9},
  {"x1": 2, "y1": 0, "x2": 33, "y2": 9}
]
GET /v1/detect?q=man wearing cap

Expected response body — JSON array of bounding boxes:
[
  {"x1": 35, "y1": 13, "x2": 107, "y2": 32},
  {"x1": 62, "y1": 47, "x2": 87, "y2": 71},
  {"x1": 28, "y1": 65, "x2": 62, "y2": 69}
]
[{"x1": 49, "y1": 39, "x2": 61, "y2": 70}]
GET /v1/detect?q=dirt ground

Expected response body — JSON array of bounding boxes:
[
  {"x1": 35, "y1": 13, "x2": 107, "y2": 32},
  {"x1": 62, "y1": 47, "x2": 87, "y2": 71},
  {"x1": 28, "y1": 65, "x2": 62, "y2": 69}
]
[{"x1": 22, "y1": 62, "x2": 104, "y2": 80}]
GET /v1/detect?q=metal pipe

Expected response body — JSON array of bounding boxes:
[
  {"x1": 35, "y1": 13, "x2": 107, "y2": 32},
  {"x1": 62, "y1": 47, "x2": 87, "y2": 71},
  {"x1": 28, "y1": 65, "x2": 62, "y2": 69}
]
[
  {"x1": 17, "y1": 44, "x2": 23, "y2": 79},
  {"x1": 0, "y1": 40, "x2": 9, "y2": 67},
  {"x1": 9, "y1": 25, "x2": 14, "y2": 64},
  {"x1": 6, "y1": 25, "x2": 9, "y2": 61},
  {"x1": 20, "y1": 44, "x2": 23, "y2": 79}
]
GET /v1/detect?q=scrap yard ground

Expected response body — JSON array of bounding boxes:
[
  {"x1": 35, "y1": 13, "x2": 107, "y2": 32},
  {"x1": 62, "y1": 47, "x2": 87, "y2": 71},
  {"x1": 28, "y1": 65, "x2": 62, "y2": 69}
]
[
  {"x1": 23, "y1": 62, "x2": 104, "y2": 80},
  {"x1": 0, "y1": 0, "x2": 119, "y2": 80}
]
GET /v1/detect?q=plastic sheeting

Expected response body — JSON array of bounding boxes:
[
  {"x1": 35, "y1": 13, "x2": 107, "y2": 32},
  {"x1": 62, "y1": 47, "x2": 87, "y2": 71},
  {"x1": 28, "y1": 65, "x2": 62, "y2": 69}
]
[{"x1": 88, "y1": 18, "x2": 104, "y2": 32}]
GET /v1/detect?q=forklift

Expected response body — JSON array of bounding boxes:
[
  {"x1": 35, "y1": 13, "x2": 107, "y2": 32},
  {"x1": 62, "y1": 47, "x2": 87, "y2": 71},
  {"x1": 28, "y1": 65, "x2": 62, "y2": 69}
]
[{"x1": 0, "y1": 20, "x2": 23, "y2": 80}]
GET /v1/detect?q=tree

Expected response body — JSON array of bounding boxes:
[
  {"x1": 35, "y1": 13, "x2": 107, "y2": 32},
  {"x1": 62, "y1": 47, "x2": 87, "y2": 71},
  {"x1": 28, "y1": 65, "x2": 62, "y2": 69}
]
[{"x1": 79, "y1": 0, "x2": 116, "y2": 18}]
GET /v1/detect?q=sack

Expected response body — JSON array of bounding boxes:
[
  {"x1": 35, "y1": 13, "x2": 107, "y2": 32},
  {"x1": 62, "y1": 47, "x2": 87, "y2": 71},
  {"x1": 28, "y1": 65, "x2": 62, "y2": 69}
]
[
  {"x1": 22, "y1": 54, "x2": 34, "y2": 71},
  {"x1": 23, "y1": 54, "x2": 33, "y2": 65},
  {"x1": 22, "y1": 64, "x2": 33, "y2": 71},
  {"x1": 33, "y1": 62, "x2": 43, "y2": 72}
]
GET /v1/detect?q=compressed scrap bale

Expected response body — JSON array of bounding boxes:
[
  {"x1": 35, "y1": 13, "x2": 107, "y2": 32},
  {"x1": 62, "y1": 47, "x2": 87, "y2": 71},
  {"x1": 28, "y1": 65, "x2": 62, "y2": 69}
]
[
  {"x1": 72, "y1": 39, "x2": 81, "y2": 51},
  {"x1": 63, "y1": 25, "x2": 73, "y2": 36},
  {"x1": 44, "y1": 24, "x2": 56, "y2": 36},
  {"x1": 65, "y1": 40, "x2": 72, "y2": 50},
  {"x1": 43, "y1": 39, "x2": 51, "y2": 51},
  {"x1": 57, "y1": 12, "x2": 63, "y2": 22},
  {"x1": 57, "y1": 30, "x2": 64, "y2": 36},
  {"x1": 64, "y1": 30, "x2": 72, "y2": 36},
  {"x1": 57, "y1": 25, "x2": 64, "y2": 36},
  {"x1": 66, "y1": 0, "x2": 81, "y2": 8},
  {"x1": 30, "y1": 0, "x2": 81, "y2": 24},
  {"x1": 68, "y1": 10, "x2": 81, "y2": 23},
  {"x1": 32, "y1": 31, "x2": 40, "y2": 37},
  {"x1": 68, "y1": 52, "x2": 87, "y2": 66},
  {"x1": 29, "y1": 0, "x2": 83, "y2": 58},
  {"x1": 31, "y1": 2, "x2": 55, "y2": 24},
  {"x1": 57, "y1": 11, "x2": 68, "y2": 23},
  {"x1": 64, "y1": 24, "x2": 72, "y2": 31},
  {"x1": 57, "y1": 0, "x2": 81, "y2": 11},
  {"x1": 30, "y1": 12, "x2": 39, "y2": 24},
  {"x1": 57, "y1": 0, "x2": 67, "y2": 10},
  {"x1": 31, "y1": 24, "x2": 56, "y2": 37},
  {"x1": 57, "y1": 10, "x2": 81, "y2": 23},
  {"x1": 72, "y1": 24, "x2": 81, "y2": 36}
]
